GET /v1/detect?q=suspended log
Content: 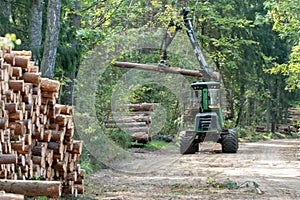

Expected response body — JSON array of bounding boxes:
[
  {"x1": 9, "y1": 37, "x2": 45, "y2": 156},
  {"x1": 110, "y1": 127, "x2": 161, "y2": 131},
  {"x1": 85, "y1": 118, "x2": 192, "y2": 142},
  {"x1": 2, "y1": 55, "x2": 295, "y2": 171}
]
[
  {"x1": 0, "y1": 180, "x2": 61, "y2": 197},
  {"x1": 113, "y1": 61, "x2": 203, "y2": 77}
]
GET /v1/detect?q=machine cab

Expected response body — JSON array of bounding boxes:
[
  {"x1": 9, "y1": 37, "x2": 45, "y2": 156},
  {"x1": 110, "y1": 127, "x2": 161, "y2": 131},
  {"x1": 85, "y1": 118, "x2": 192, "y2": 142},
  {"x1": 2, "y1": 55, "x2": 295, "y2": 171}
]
[{"x1": 190, "y1": 81, "x2": 221, "y2": 111}]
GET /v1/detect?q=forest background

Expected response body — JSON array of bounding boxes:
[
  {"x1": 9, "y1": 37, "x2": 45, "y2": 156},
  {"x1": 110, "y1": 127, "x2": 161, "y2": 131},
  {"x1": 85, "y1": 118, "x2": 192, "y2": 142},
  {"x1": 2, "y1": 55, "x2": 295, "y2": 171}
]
[{"x1": 0, "y1": 0, "x2": 299, "y2": 171}]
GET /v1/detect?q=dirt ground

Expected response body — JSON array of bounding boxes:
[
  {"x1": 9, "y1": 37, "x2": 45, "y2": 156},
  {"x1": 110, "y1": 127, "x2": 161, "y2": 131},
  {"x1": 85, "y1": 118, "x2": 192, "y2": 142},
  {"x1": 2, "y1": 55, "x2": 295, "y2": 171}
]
[{"x1": 83, "y1": 138, "x2": 300, "y2": 200}]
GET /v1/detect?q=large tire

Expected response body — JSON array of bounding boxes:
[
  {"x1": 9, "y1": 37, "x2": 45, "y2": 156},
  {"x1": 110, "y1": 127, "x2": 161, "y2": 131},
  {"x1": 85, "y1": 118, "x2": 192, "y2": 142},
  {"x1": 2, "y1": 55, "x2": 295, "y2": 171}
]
[
  {"x1": 221, "y1": 128, "x2": 238, "y2": 153},
  {"x1": 179, "y1": 131, "x2": 198, "y2": 154}
]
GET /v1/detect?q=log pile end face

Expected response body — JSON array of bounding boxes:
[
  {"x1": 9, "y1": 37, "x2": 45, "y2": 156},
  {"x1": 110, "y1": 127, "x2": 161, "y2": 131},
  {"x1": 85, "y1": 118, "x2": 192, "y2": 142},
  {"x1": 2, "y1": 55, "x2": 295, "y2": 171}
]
[
  {"x1": 0, "y1": 47, "x2": 84, "y2": 197},
  {"x1": 109, "y1": 103, "x2": 154, "y2": 143}
]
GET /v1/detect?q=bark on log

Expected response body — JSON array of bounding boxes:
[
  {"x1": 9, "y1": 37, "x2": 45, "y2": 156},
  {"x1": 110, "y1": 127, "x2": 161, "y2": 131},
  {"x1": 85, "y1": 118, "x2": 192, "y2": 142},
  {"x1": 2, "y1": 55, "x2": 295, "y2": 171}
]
[
  {"x1": 113, "y1": 61, "x2": 203, "y2": 77},
  {"x1": 124, "y1": 103, "x2": 154, "y2": 111},
  {"x1": 5, "y1": 103, "x2": 18, "y2": 113},
  {"x1": 11, "y1": 50, "x2": 32, "y2": 57},
  {"x1": 0, "y1": 154, "x2": 17, "y2": 164},
  {"x1": 0, "y1": 180, "x2": 61, "y2": 197},
  {"x1": 9, "y1": 121, "x2": 25, "y2": 136},
  {"x1": 12, "y1": 66, "x2": 22, "y2": 78},
  {"x1": 4, "y1": 53, "x2": 15, "y2": 66},
  {"x1": 41, "y1": 78, "x2": 60, "y2": 92},
  {"x1": 132, "y1": 132, "x2": 151, "y2": 143},
  {"x1": 8, "y1": 80, "x2": 24, "y2": 92},
  {"x1": 112, "y1": 116, "x2": 151, "y2": 123},
  {"x1": 15, "y1": 56, "x2": 31, "y2": 69},
  {"x1": 22, "y1": 72, "x2": 41, "y2": 86},
  {"x1": 70, "y1": 140, "x2": 82, "y2": 154}
]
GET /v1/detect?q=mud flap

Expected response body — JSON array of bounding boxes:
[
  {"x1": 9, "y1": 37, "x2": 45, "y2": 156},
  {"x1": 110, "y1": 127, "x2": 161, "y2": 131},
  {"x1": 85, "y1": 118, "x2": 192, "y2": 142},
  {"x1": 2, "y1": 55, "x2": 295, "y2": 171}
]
[{"x1": 179, "y1": 131, "x2": 198, "y2": 154}]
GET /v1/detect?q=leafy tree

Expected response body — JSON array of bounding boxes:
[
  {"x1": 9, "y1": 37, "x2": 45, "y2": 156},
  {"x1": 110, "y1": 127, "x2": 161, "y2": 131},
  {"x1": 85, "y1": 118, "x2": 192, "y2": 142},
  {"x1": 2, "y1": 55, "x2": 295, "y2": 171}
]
[{"x1": 265, "y1": 0, "x2": 300, "y2": 90}]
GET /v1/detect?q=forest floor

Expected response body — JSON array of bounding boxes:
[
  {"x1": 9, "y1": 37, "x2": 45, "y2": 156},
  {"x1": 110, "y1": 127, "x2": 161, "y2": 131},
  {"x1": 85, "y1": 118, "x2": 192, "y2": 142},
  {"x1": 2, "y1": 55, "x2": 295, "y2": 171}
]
[{"x1": 83, "y1": 138, "x2": 300, "y2": 200}]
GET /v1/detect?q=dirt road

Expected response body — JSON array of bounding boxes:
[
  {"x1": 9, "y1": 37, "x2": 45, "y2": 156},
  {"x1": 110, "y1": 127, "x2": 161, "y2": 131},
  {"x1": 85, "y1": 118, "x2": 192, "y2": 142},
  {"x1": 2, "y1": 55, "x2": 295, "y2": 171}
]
[{"x1": 84, "y1": 139, "x2": 300, "y2": 199}]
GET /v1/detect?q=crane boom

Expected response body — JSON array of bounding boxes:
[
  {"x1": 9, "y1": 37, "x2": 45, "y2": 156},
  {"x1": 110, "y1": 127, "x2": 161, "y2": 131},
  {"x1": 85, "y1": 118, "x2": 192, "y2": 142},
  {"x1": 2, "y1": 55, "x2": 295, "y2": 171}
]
[{"x1": 181, "y1": 7, "x2": 218, "y2": 81}]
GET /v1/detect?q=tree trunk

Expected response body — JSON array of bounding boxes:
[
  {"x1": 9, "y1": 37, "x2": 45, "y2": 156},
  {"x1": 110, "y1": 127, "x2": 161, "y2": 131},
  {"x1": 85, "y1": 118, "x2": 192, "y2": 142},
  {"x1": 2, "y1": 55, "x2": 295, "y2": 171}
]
[
  {"x1": 0, "y1": 0, "x2": 11, "y2": 32},
  {"x1": 60, "y1": 1, "x2": 81, "y2": 105},
  {"x1": 40, "y1": 0, "x2": 62, "y2": 79},
  {"x1": 29, "y1": 0, "x2": 43, "y2": 65}
]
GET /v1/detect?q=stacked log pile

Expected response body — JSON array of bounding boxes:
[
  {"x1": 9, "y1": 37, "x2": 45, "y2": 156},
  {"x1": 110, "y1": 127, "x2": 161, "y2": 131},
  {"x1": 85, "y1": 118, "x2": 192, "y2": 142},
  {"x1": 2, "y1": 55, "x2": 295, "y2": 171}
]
[
  {"x1": 254, "y1": 107, "x2": 300, "y2": 134},
  {"x1": 278, "y1": 107, "x2": 300, "y2": 134},
  {"x1": 107, "y1": 103, "x2": 153, "y2": 143},
  {"x1": 0, "y1": 44, "x2": 84, "y2": 197}
]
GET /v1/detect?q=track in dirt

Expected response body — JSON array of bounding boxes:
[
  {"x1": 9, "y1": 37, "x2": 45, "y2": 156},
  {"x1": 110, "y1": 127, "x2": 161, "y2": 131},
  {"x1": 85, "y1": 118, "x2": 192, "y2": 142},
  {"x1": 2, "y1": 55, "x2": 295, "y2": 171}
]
[{"x1": 85, "y1": 139, "x2": 300, "y2": 200}]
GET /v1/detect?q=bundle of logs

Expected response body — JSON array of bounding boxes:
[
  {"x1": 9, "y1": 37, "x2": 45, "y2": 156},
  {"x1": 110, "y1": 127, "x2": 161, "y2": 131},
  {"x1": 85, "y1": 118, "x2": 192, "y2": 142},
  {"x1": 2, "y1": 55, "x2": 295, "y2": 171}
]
[
  {"x1": 255, "y1": 107, "x2": 300, "y2": 134},
  {"x1": 278, "y1": 107, "x2": 300, "y2": 134},
  {"x1": 106, "y1": 103, "x2": 153, "y2": 143},
  {"x1": 0, "y1": 43, "x2": 84, "y2": 198}
]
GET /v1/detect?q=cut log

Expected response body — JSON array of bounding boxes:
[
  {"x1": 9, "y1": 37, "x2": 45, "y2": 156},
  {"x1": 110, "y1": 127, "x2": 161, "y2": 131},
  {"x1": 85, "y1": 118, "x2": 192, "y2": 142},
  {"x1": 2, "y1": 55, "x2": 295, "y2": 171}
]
[
  {"x1": 12, "y1": 66, "x2": 23, "y2": 78},
  {"x1": 0, "y1": 154, "x2": 17, "y2": 164},
  {"x1": 32, "y1": 143, "x2": 47, "y2": 157},
  {"x1": 11, "y1": 50, "x2": 32, "y2": 57},
  {"x1": 22, "y1": 72, "x2": 41, "y2": 86},
  {"x1": 5, "y1": 103, "x2": 18, "y2": 113},
  {"x1": 41, "y1": 78, "x2": 60, "y2": 92},
  {"x1": 9, "y1": 121, "x2": 25, "y2": 136},
  {"x1": 4, "y1": 53, "x2": 15, "y2": 66},
  {"x1": 0, "y1": 118, "x2": 9, "y2": 129},
  {"x1": 8, "y1": 80, "x2": 24, "y2": 92},
  {"x1": 0, "y1": 179, "x2": 61, "y2": 197},
  {"x1": 132, "y1": 132, "x2": 151, "y2": 143},
  {"x1": 124, "y1": 103, "x2": 154, "y2": 111},
  {"x1": 69, "y1": 140, "x2": 82, "y2": 154},
  {"x1": 111, "y1": 116, "x2": 151, "y2": 123},
  {"x1": 0, "y1": 191, "x2": 24, "y2": 200},
  {"x1": 15, "y1": 56, "x2": 31, "y2": 69},
  {"x1": 113, "y1": 61, "x2": 203, "y2": 77}
]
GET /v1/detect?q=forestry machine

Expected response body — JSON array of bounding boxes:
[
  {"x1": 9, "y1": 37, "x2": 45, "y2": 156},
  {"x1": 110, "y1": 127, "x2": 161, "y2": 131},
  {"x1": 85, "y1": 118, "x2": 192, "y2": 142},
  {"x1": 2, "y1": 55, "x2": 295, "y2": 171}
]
[{"x1": 160, "y1": 7, "x2": 238, "y2": 154}]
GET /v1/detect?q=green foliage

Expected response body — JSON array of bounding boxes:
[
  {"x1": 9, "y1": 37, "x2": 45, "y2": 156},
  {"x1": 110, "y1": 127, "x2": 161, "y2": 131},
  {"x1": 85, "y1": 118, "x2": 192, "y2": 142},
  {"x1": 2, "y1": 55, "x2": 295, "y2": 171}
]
[
  {"x1": 105, "y1": 129, "x2": 132, "y2": 149},
  {"x1": 0, "y1": 33, "x2": 21, "y2": 49},
  {"x1": 265, "y1": 0, "x2": 300, "y2": 90}
]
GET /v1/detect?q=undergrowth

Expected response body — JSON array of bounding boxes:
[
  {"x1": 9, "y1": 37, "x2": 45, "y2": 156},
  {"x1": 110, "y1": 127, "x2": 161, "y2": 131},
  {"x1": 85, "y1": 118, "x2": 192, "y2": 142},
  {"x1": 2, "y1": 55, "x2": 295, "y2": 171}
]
[{"x1": 238, "y1": 126, "x2": 299, "y2": 142}]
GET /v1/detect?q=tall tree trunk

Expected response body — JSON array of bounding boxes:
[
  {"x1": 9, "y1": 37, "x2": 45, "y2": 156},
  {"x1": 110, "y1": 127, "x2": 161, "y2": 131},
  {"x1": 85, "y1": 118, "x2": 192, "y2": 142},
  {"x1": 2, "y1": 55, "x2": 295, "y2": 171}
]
[
  {"x1": 28, "y1": 0, "x2": 43, "y2": 65},
  {"x1": 0, "y1": 0, "x2": 12, "y2": 32},
  {"x1": 40, "y1": 0, "x2": 61, "y2": 79},
  {"x1": 235, "y1": 84, "x2": 245, "y2": 127},
  {"x1": 60, "y1": 1, "x2": 81, "y2": 105}
]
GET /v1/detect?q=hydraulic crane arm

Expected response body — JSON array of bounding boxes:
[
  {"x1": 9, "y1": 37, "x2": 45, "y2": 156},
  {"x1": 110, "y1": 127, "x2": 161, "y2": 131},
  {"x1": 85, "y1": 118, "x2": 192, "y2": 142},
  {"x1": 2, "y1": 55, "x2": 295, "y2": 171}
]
[{"x1": 181, "y1": 7, "x2": 218, "y2": 81}]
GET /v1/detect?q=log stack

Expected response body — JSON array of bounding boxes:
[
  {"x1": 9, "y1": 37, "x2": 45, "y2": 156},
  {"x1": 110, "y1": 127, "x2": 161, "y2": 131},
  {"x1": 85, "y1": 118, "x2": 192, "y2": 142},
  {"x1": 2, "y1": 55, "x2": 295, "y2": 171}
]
[
  {"x1": 107, "y1": 103, "x2": 153, "y2": 143},
  {"x1": 278, "y1": 107, "x2": 300, "y2": 134},
  {"x1": 0, "y1": 43, "x2": 84, "y2": 197}
]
